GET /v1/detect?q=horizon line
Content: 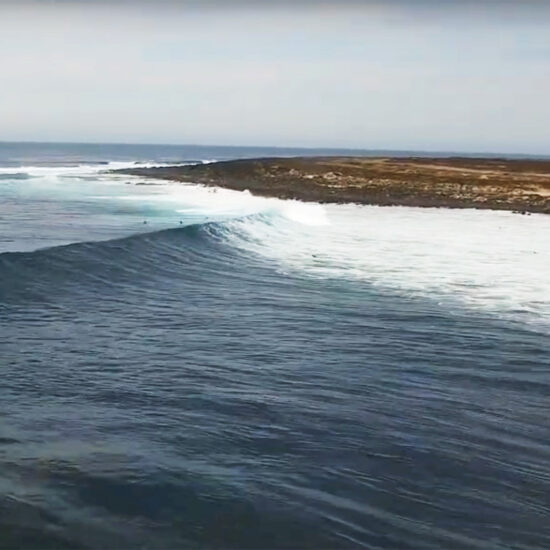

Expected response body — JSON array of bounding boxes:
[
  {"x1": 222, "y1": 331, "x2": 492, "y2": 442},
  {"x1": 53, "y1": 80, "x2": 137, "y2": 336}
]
[{"x1": 0, "y1": 139, "x2": 548, "y2": 159}]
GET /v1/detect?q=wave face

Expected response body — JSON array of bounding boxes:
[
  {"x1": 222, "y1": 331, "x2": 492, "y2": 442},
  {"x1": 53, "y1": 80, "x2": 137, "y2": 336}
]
[{"x1": 1, "y1": 144, "x2": 550, "y2": 549}]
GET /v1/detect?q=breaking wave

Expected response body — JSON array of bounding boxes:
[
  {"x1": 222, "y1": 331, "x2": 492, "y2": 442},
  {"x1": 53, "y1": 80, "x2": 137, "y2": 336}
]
[{"x1": 1, "y1": 201, "x2": 549, "y2": 331}]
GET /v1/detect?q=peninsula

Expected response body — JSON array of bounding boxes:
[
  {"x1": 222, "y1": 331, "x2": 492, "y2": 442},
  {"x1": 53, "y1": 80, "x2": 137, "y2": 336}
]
[{"x1": 117, "y1": 157, "x2": 550, "y2": 214}]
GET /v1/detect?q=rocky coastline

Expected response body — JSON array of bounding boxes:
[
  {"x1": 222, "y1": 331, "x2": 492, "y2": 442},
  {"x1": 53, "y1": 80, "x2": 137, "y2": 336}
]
[{"x1": 116, "y1": 156, "x2": 550, "y2": 214}]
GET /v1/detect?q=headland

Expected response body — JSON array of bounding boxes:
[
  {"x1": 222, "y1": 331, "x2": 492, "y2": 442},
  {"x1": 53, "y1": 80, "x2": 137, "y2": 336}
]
[{"x1": 117, "y1": 156, "x2": 550, "y2": 214}]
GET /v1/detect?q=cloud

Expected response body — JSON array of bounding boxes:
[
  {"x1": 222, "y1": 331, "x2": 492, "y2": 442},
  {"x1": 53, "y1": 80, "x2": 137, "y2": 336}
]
[{"x1": 0, "y1": 1, "x2": 549, "y2": 153}]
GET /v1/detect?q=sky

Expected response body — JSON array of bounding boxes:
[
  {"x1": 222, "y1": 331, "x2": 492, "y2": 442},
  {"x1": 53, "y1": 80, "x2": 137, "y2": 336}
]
[{"x1": 1, "y1": 1, "x2": 550, "y2": 154}]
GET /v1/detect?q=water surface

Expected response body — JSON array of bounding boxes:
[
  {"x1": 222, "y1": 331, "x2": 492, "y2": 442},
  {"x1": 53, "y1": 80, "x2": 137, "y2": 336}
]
[{"x1": 1, "y1": 143, "x2": 550, "y2": 549}]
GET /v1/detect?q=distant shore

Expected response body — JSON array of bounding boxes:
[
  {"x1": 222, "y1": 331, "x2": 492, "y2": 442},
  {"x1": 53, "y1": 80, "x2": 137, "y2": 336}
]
[{"x1": 116, "y1": 156, "x2": 550, "y2": 214}]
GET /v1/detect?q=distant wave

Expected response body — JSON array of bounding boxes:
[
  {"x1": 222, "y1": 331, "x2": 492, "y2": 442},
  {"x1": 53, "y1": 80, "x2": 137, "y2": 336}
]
[
  {"x1": 40, "y1": 160, "x2": 112, "y2": 166},
  {"x1": 0, "y1": 160, "x2": 197, "y2": 178},
  {"x1": 0, "y1": 160, "x2": 111, "y2": 168},
  {"x1": 0, "y1": 172, "x2": 36, "y2": 180}
]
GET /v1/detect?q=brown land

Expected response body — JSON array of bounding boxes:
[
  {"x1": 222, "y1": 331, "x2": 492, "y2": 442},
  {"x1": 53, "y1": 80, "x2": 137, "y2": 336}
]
[{"x1": 117, "y1": 157, "x2": 550, "y2": 214}]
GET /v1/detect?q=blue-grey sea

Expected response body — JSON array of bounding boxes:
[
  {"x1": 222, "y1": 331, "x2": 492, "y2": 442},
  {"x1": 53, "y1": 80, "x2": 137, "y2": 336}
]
[{"x1": 1, "y1": 142, "x2": 550, "y2": 549}]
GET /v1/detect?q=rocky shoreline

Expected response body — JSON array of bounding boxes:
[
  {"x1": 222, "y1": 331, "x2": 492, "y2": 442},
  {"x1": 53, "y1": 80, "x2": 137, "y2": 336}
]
[{"x1": 116, "y1": 156, "x2": 550, "y2": 214}]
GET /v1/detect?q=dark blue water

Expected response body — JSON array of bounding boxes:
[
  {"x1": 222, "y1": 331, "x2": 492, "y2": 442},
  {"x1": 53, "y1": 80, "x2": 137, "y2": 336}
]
[
  {"x1": 1, "y1": 140, "x2": 548, "y2": 168},
  {"x1": 1, "y1": 143, "x2": 550, "y2": 549},
  {"x1": 0, "y1": 141, "x2": 396, "y2": 168}
]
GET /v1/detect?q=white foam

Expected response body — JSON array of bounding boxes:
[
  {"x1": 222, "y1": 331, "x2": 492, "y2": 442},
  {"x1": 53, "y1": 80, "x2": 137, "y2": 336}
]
[
  {"x1": 279, "y1": 201, "x2": 329, "y2": 226},
  {"x1": 103, "y1": 176, "x2": 330, "y2": 226},
  {"x1": 0, "y1": 160, "x2": 197, "y2": 178},
  {"x1": 221, "y1": 204, "x2": 550, "y2": 329}
]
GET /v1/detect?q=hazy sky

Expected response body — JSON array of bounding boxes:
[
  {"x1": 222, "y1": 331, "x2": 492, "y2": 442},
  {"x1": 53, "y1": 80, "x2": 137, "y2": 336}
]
[{"x1": 1, "y1": 1, "x2": 549, "y2": 153}]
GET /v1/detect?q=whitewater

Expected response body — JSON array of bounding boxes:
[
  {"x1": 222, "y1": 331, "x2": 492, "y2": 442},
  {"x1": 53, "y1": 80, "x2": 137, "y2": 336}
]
[{"x1": 1, "y1": 143, "x2": 550, "y2": 550}]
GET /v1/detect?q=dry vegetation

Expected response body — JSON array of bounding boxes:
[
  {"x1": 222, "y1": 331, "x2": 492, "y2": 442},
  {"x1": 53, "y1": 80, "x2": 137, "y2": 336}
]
[{"x1": 119, "y1": 157, "x2": 550, "y2": 214}]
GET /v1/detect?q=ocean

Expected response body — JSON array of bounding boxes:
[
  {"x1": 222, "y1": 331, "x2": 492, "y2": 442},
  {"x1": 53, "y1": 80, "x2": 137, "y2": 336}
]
[{"x1": 1, "y1": 142, "x2": 550, "y2": 549}]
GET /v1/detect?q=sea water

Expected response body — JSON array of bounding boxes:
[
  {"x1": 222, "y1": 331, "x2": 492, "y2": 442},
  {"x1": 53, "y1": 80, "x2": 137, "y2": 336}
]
[{"x1": 1, "y1": 142, "x2": 550, "y2": 549}]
